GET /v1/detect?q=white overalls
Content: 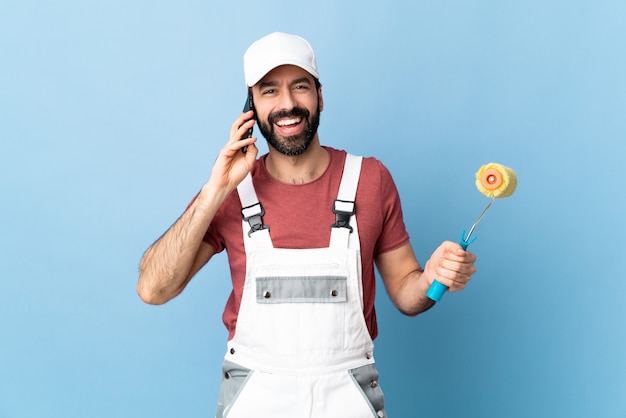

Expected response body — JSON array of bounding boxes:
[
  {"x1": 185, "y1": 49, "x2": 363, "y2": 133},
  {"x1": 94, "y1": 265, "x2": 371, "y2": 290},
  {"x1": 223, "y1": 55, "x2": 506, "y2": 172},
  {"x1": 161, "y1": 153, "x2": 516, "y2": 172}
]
[{"x1": 216, "y1": 154, "x2": 387, "y2": 418}]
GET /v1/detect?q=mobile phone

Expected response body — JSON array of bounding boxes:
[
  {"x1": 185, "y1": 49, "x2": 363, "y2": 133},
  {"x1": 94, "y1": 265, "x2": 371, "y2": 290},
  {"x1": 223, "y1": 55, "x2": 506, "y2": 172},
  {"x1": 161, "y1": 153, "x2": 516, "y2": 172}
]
[{"x1": 241, "y1": 95, "x2": 254, "y2": 153}]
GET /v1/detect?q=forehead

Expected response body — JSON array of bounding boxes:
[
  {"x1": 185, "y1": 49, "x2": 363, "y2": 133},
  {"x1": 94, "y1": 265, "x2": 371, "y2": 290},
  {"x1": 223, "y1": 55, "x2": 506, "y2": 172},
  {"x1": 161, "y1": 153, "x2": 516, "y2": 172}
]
[{"x1": 255, "y1": 64, "x2": 315, "y2": 87}]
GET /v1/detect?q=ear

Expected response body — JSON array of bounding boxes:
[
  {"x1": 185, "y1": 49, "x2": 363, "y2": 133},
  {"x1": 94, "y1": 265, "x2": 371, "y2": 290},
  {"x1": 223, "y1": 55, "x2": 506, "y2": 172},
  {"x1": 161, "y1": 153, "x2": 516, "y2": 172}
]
[{"x1": 317, "y1": 84, "x2": 324, "y2": 112}]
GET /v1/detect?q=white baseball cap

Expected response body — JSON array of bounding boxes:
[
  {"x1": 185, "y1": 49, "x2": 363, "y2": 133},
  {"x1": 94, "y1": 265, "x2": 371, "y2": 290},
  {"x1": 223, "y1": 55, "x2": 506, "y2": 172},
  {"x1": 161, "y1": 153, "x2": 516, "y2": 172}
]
[{"x1": 243, "y1": 32, "x2": 319, "y2": 87}]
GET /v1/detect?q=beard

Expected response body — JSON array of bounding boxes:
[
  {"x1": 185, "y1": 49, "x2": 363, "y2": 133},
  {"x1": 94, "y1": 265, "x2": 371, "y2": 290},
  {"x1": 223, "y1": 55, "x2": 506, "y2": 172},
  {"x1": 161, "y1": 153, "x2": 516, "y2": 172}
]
[{"x1": 257, "y1": 105, "x2": 321, "y2": 157}]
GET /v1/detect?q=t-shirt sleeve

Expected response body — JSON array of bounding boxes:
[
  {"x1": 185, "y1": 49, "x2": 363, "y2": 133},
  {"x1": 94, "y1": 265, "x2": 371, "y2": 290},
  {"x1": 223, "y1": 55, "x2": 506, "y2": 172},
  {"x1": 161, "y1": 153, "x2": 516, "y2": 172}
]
[{"x1": 374, "y1": 160, "x2": 410, "y2": 255}]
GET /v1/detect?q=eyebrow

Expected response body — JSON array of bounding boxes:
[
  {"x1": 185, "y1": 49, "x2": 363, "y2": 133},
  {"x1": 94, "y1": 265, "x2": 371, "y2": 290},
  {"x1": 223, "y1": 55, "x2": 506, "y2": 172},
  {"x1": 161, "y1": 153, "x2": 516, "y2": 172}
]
[{"x1": 258, "y1": 77, "x2": 313, "y2": 90}]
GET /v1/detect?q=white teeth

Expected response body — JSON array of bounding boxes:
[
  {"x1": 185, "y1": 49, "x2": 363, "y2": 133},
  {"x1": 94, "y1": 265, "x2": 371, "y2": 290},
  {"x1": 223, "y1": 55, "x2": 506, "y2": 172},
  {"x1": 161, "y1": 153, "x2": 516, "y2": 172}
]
[{"x1": 276, "y1": 117, "x2": 302, "y2": 127}]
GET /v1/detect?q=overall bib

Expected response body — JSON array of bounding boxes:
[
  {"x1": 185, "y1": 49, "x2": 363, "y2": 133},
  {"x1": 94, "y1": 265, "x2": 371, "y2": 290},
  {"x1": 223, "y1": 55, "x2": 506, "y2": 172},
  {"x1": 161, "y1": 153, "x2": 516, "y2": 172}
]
[{"x1": 216, "y1": 154, "x2": 387, "y2": 418}]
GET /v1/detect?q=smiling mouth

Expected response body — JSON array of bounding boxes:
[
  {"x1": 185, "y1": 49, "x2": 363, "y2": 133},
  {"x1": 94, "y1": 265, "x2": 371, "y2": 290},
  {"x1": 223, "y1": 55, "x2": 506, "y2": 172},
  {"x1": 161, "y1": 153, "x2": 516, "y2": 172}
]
[
  {"x1": 274, "y1": 117, "x2": 304, "y2": 136},
  {"x1": 275, "y1": 117, "x2": 303, "y2": 128}
]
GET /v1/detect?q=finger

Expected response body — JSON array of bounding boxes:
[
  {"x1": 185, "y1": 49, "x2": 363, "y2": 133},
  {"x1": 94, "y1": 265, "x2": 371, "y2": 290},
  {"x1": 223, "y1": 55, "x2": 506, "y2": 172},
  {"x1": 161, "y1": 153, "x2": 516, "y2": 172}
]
[
  {"x1": 229, "y1": 120, "x2": 256, "y2": 146},
  {"x1": 446, "y1": 248, "x2": 477, "y2": 265},
  {"x1": 445, "y1": 258, "x2": 477, "y2": 276},
  {"x1": 435, "y1": 258, "x2": 475, "y2": 282},
  {"x1": 229, "y1": 112, "x2": 255, "y2": 139},
  {"x1": 244, "y1": 141, "x2": 259, "y2": 161},
  {"x1": 235, "y1": 136, "x2": 257, "y2": 153},
  {"x1": 435, "y1": 271, "x2": 471, "y2": 291}
]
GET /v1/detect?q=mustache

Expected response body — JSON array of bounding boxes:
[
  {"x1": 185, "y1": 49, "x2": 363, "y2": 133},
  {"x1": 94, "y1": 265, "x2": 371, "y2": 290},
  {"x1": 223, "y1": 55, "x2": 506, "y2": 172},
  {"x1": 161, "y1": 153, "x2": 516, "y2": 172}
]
[{"x1": 267, "y1": 107, "x2": 310, "y2": 125}]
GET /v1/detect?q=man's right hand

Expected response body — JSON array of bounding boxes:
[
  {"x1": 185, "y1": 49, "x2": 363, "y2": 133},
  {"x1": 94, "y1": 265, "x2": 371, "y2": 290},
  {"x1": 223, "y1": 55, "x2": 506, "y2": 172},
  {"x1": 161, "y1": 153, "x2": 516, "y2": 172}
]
[{"x1": 208, "y1": 110, "x2": 258, "y2": 193}]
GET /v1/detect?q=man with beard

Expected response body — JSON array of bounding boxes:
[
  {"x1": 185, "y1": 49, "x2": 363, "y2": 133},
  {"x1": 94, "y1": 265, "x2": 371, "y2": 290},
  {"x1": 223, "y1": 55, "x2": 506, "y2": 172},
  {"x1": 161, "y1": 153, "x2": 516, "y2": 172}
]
[{"x1": 137, "y1": 32, "x2": 476, "y2": 418}]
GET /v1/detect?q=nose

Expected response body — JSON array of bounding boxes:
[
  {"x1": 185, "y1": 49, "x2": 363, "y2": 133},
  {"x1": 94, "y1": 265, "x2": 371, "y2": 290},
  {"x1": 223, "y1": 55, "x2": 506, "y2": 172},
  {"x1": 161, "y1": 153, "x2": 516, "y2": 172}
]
[{"x1": 278, "y1": 90, "x2": 296, "y2": 111}]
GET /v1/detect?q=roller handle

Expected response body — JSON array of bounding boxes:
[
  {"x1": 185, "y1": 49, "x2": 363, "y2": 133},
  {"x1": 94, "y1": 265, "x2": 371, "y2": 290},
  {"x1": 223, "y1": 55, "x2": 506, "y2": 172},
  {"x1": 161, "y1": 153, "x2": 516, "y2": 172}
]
[{"x1": 426, "y1": 231, "x2": 475, "y2": 302}]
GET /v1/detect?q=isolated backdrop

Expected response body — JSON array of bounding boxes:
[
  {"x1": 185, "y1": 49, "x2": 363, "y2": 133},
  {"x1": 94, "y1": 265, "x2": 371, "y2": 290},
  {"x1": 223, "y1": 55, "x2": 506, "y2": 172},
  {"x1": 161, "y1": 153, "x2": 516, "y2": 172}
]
[{"x1": 1, "y1": 0, "x2": 625, "y2": 417}]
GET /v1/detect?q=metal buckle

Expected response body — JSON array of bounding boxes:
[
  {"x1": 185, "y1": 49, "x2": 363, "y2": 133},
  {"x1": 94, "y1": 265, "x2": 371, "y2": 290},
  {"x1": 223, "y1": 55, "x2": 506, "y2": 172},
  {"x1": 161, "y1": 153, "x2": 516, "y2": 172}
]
[
  {"x1": 331, "y1": 199, "x2": 355, "y2": 232},
  {"x1": 241, "y1": 202, "x2": 269, "y2": 237}
]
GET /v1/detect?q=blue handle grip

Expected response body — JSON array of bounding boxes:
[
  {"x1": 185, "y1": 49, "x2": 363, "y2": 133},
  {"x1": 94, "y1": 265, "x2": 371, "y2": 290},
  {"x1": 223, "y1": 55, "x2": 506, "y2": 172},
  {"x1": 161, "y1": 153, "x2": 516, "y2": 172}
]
[
  {"x1": 426, "y1": 231, "x2": 475, "y2": 302},
  {"x1": 426, "y1": 280, "x2": 449, "y2": 302}
]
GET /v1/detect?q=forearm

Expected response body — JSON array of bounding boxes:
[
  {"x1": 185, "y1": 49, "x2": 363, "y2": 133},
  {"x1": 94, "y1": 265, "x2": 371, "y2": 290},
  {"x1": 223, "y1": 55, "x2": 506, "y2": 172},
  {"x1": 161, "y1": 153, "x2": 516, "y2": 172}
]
[
  {"x1": 389, "y1": 269, "x2": 436, "y2": 316},
  {"x1": 137, "y1": 110, "x2": 259, "y2": 304},
  {"x1": 377, "y1": 243, "x2": 435, "y2": 316},
  {"x1": 137, "y1": 182, "x2": 229, "y2": 304},
  {"x1": 381, "y1": 240, "x2": 477, "y2": 315}
]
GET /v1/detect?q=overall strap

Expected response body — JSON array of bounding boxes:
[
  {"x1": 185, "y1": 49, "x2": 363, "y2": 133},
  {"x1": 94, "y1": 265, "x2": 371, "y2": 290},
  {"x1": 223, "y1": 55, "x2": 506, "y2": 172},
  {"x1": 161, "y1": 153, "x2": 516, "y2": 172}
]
[
  {"x1": 237, "y1": 173, "x2": 273, "y2": 249},
  {"x1": 329, "y1": 153, "x2": 363, "y2": 249}
]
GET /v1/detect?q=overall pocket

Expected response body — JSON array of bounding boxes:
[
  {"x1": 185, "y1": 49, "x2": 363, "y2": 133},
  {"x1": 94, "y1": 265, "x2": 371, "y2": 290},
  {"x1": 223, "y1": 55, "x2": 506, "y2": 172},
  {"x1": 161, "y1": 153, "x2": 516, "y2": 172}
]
[
  {"x1": 349, "y1": 363, "x2": 387, "y2": 417},
  {"x1": 215, "y1": 360, "x2": 252, "y2": 418}
]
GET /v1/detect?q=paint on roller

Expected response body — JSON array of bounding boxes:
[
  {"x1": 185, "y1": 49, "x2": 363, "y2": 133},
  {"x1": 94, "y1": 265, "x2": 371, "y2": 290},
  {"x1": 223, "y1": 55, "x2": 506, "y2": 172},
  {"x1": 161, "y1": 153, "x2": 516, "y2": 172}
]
[{"x1": 475, "y1": 163, "x2": 517, "y2": 198}]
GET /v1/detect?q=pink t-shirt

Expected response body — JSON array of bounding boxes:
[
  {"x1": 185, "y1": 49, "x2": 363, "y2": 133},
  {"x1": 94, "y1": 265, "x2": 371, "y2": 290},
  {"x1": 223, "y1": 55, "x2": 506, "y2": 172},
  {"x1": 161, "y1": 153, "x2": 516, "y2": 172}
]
[{"x1": 202, "y1": 147, "x2": 409, "y2": 341}]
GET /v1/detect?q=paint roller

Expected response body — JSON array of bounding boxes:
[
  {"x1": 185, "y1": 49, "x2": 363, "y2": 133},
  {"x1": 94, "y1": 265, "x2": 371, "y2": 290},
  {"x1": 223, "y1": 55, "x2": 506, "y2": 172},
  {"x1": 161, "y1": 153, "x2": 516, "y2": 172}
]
[{"x1": 426, "y1": 163, "x2": 517, "y2": 302}]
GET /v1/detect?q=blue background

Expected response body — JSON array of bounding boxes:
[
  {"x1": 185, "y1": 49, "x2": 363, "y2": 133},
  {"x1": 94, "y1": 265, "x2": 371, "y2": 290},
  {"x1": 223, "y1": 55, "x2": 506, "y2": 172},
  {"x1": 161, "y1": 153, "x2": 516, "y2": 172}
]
[{"x1": 1, "y1": 1, "x2": 625, "y2": 417}]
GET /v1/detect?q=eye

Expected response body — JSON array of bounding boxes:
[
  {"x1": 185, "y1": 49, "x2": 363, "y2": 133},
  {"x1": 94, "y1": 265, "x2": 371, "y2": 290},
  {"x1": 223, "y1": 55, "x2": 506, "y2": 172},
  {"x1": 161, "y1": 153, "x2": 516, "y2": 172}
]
[{"x1": 261, "y1": 88, "x2": 277, "y2": 96}]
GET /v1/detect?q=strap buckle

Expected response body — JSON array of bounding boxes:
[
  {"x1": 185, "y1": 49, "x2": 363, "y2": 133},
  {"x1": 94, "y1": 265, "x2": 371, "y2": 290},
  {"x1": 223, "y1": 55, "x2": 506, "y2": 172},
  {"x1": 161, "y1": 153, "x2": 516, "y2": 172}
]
[
  {"x1": 241, "y1": 202, "x2": 269, "y2": 237},
  {"x1": 331, "y1": 199, "x2": 355, "y2": 232}
]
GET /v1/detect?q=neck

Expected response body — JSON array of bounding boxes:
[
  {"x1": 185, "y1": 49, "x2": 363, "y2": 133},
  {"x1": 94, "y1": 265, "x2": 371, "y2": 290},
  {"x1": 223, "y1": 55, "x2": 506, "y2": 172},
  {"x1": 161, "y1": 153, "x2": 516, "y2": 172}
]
[{"x1": 264, "y1": 138, "x2": 329, "y2": 184}]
